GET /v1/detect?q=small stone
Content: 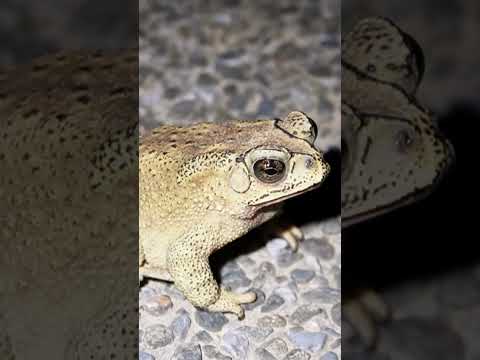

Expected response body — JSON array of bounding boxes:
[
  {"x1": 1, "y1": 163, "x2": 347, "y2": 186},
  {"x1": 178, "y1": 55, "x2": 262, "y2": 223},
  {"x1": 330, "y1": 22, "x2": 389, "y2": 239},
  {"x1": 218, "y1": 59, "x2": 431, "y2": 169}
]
[
  {"x1": 192, "y1": 330, "x2": 213, "y2": 343},
  {"x1": 169, "y1": 100, "x2": 196, "y2": 119},
  {"x1": 221, "y1": 268, "x2": 251, "y2": 290},
  {"x1": 164, "y1": 86, "x2": 181, "y2": 100},
  {"x1": 252, "y1": 273, "x2": 267, "y2": 288},
  {"x1": 243, "y1": 288, "x2": 266, "y2": 310},
  {"x1": 143, "y1": 324, "x2": 174, "y2": 349},
  {"x1": 266, "y1": 238, "x2": 289, "y2": 257},
  {"x1": 190, "y1": 51, "x2": 208, "y2": 66},
  {"x1": 291, "y1": 269, "x2": 315, "y2": 284},
  {"x1": 277, "y1": 252, "x2": 303, "y2": 267},
  {"x1": 321, "y1": 218, "x2": 341, "y2": 234},
  {"x1": 141, "y1": 295, "x2": 173, "y2": 316},
  {"x1": 320, "y1": 352, "x2": 338, "y2": 360},
  {"x1": 170, "y1": 310, "x2": 191, "y2": 340},
  {"x1": 220, "y1": 260, "x2": 240, "y2": 275},
  {"x1": 258, "y1": 315, "x2": 287, "y2": 328},
  {"x1": 173, "y1": 344, "x2": 202, "y2": 360},
  {"x1": 331, "y1": 303, "x2": 341, "y2": 327},
  {"x1": 289, "y1": 304, "x2": 324, "y2": 325},
  {"x1": 215, "y1": 62, "x2": 249, "y2": 80},
  {"x1": 264, "y1": 337, "x2": 288, "y2": 356},
  {"x1": 197, "y1": 73, "x2": 219, "y2": 87},
  {"x1": 195, "y1": 309, "x2": 228, "y2": 332},
  {"x1": 308, "y1": 61, "x2": 331, "y2": 78},
  {"x1": 261, "y1": 294, "x2": 285, "y2": 312},
  {"x1": 237, "y1": 255, "x2": 256, "y2": 268},
  {"x1": 234, "y1": 325, "x2": 273, "y2": 342},
  {"x1": 273, "y1": 286, "x2": 297, "y2": 304},
  {"x1": 222, "y1": 331, "x2": 250, "y2": 359},
  {"x1": 255, "y1": 348, "x2": 277, "y2": 360},
  {"x1": 256, "y1": 96, "x2": 275, "y2": 117},
  {"x1": 258, "y1": 261, "x2": 276, "y2": 276},
  {"x1": 203, "y1": 345, "x2": 232, "y2": 360},
  {"x1": 139, "y1": 352, "x2": 155, "y2": 360},
  {"x1": 302, "y1": 288, "x2": 340, "y2": 304},
  {"x1": 283, "y1": 349, "x2": 311, "y2": 360},
  {"x1": 287, "y1": 328, "x2": 327, "y2": 353},
  {"x1": 303, "y1": 237, "x2": 335, "y2": 260}
]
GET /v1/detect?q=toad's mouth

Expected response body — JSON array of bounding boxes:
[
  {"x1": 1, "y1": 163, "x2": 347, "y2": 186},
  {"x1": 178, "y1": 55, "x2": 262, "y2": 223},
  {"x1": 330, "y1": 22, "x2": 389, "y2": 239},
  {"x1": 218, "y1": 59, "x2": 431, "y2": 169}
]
[{"x1": 248, "y1": 181, "x2": 324, "y2": 208}]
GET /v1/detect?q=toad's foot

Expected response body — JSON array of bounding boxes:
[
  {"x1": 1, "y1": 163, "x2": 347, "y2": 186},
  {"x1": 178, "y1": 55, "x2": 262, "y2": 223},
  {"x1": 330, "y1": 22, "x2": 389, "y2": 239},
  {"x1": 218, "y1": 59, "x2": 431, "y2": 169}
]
[
  {"x1": 343, "y1": 289, "x2": 391, "y2": 348},
  {"x1": 207, "y1": 288, "x2": 257, "y2": 319},
  {"x1": 274, "y1": 223, "x2": 304, "y2": 251}
]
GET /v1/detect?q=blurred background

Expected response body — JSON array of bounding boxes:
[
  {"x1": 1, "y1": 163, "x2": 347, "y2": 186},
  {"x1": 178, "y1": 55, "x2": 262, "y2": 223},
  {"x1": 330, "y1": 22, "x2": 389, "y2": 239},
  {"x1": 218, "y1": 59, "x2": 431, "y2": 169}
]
[
  {"x1": 140, "y1": 1, "x2": 341, "y2": 359},
  {"x1": 0, "y1": 0, "x2": 137, "y2": 65},
  {"x1": 343, "y1": 1, "x2": 480, "y2": 359}
]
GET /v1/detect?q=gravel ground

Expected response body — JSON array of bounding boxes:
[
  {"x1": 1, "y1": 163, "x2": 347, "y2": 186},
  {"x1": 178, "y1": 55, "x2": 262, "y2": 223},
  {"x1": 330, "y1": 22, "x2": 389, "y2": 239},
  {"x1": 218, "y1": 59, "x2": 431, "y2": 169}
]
[{"x1": 139, "y1": 1, "x2": 341, "y2": 359}]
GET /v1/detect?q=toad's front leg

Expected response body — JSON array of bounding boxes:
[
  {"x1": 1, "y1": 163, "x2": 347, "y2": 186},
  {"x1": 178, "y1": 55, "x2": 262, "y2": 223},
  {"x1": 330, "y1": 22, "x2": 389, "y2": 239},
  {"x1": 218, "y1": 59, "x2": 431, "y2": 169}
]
[{"x1": 167, "y1": 236, "x2": 256, "y2": 319}]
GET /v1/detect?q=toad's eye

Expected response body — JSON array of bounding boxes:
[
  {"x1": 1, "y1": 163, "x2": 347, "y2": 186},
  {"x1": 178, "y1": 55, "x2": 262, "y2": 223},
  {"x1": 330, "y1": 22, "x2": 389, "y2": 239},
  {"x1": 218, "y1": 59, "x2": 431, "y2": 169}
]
[
  {"x1": 395, "y1": 130, "x2": 415, "y2": 153},
  {"x1": 253, "y1": 158, "x2": 286, "y2": 183}
]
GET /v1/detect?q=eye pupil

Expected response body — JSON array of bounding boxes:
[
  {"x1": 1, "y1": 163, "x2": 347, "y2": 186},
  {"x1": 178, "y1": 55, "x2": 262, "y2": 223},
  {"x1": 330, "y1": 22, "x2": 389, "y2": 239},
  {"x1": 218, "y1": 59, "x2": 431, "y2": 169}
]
[{"x1": 254, "y1": 159, "x2": 286, "y2": 183}]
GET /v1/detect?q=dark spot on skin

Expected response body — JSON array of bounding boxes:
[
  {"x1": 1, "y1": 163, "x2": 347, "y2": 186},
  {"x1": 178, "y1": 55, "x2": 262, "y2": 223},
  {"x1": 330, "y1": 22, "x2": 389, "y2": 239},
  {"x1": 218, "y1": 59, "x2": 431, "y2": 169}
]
[
  {"x1": 77, "y1": 95, "x2": 91, "y2": 104},
  {"x1": 33, "y1": 64, "x2": 49, "y2": 72},
  {"x1": 110, "y1": 87, "x2": 128, "y2": 96},
  {"x1": 73, "y1": 84, "x2": 89, "y2": 92},
  {"x1": 23, "y1": 109, "x2": 39, "y2": 118}
]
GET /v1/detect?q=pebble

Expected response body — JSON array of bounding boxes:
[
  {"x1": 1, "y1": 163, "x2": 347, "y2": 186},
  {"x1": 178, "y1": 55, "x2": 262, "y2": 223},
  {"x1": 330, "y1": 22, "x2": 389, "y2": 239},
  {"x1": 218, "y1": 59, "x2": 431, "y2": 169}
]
[
  {"x1": 173, "y1": 344, "x2": 202, "y2": 360},
  {"x1": 287, "y1": 328, "x2": 327, "y2": 353},
  {"x1": 258, "y1": 315, "x2": 287, "y2": 328},
  {"x1": 243, "y1": 288, "x2": 266, "y2": 310},
  {"x1": 234, "y1": 325, "x2": 273, "y2": 342},
  {"x1": 261, "y1": 294, "x2": 285, "y2": 312},
  {"x1": 273, "y1": 286, "x2": 298, "y2": 304},
  {"x1": 170, "y1": 310, "x2": 192, "y2": 340},
  {"x1": 202, "y1": 345, "x2": 232, "y2": 360},
  {"x1": 331, "y1": 303, "x2": 341, "y2": 327},
  {"x1": 283, "y1": 349, "x2": 311, "y2": 360},
  {"x1": 192, "y1": 330, "x2": 213, "y2": 343},
  {"x1": 303, "y1": 237, "x2": 335, "y2": 260},
  {"x1": 215, "y1": 61, "x2": 249, "y2": 80},
  {"x1": 321, "y1": 218, "x2": 341, "y2": 234},
  {"x1": 255, "y1": 348, "x2": 277, "y2": 360},
  {"x1": 143, "y1": 324, "x2": 174, "y2": 349},
  {"x1": 258, "y1": 261, "x2": 276, "y2": 276},
  {"x1": 222, "y1": 331, "x2": 250, "y2": 359},
  {"x1": 263, "y1": 337, "x2": 288, "y2": 357},
  {"x1": 302, "y1": 288, "x2": 340, "y2": 304},
  {"x1": 266, "y1": 238, "x2": 289, "y2": 258},
  {"x1": 221, "y1": 268, "x2": 252, "y2": 290},
  {"x1": 195, "y1": 310, "x2": 229, "y2": 332},
  {"x1": 197, "y1": 72, "x2": 219, "y2": 87},
  {"x1": 320, "y1": 352, "x2": 338, "y2": 360},
  {"x1": 141, "y1": 295, "x2": 173, "y2": 316},
  {"x1": 139, "y1": 352, "x2": 155, "y2": 360},
  {"x1": 277, "y1": 252, "x2": 303, "y2": 267},
  {"x1": 289, "y1": 304, "x2": 324, "y2": 325},
  {"x1": 291, "y1": 269, "x2": 315, "y2": 284},
  {"x1": 168, "y1": 99, "x2": 197, "y2": 119}
]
